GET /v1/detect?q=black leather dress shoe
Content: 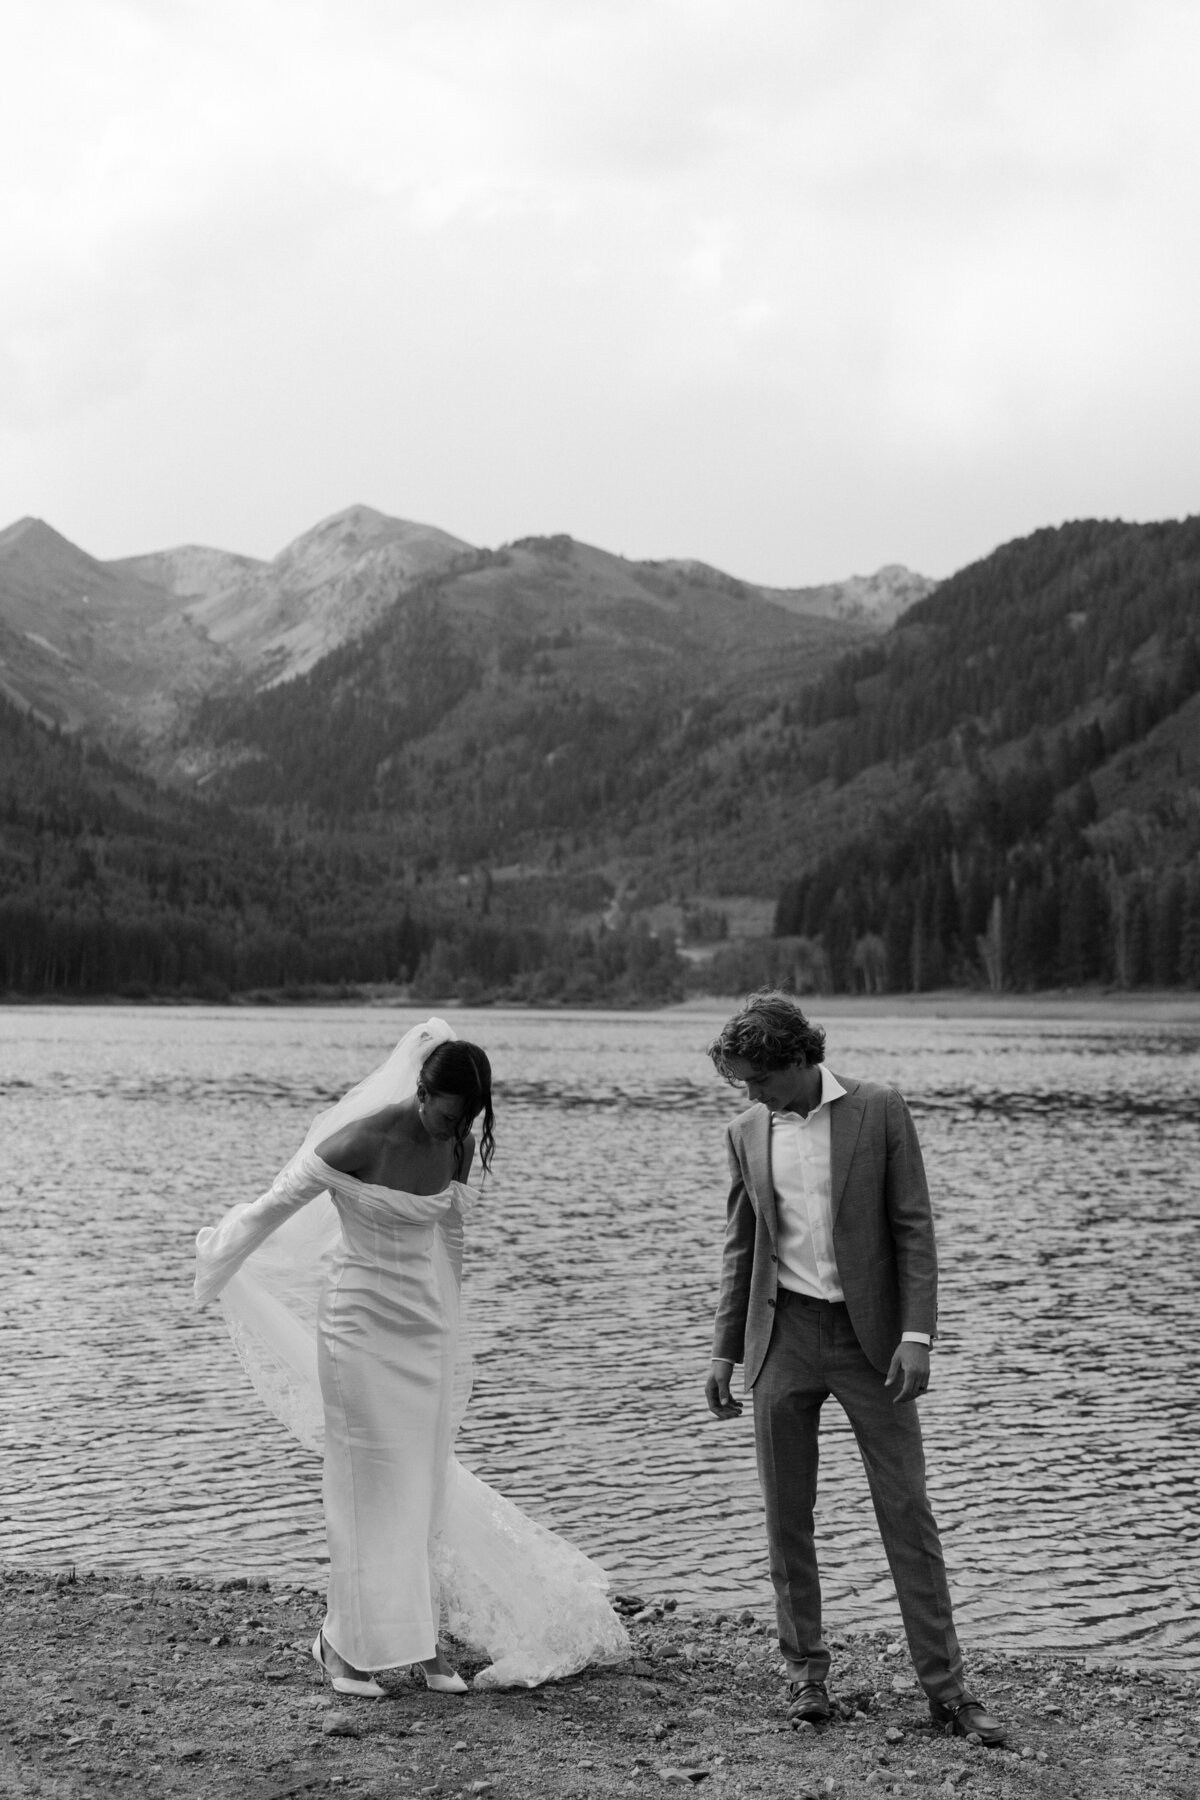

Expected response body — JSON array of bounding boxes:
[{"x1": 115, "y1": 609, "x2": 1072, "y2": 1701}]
[
  {"x1": 929, "y1": 1696, "x2": 1007, "y2": 1747},
  {"x1": 787, "y1": 1680, "x2": 832, "y2": 1724}
]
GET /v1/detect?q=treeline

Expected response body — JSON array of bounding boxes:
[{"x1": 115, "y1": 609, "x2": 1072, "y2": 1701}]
[
  {"x1": 408, "y1": 916, "x2": 683, "y2": 1007},
  {"x1": 0, "y1": 897, "x2": 682, "y2": 1006},
  {"x1": 770, "y1": 849, "x2": 1200, "y2": 994},
  {"x1": 772, "y1": 777, "x2": 1200, "y2": 993},
  {"x1": 0, "y1": 900, "x2": 429, "y2": 998}
]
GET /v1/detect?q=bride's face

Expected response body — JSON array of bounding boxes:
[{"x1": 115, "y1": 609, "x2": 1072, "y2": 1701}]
[{"x1": 417, "y1": 1082, "x2": 471, "y2": 1143}]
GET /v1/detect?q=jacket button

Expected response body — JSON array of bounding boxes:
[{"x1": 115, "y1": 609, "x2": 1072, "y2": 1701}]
[
  {"x1": 767, "y1": 1297, "x2": 776, "y2": 1307},
  {"x1": 770, "y1": 1254, "x2": 778, "y2": 1263}
]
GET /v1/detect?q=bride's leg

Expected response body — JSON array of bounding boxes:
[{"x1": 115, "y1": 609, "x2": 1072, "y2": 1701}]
[
  {"x1": 417, "y1": 1580, "x2": 465, "y2": 1691},
  {"x1": 312, "y1": 1628, "x2": 387, "y2": 1698},
  {"x1": 420, "y1": 1577, "x2": 456, "y2": 1677},
  {"x1": 318, "y1": 1630, "x2": 375, "y2": 1683},
  {"x1": 418, "y1": 1644, "x2": 459, "y2": 1679},
  {"x1": 417, "y1": 1644, "x2": 467, "y2": 1693}
]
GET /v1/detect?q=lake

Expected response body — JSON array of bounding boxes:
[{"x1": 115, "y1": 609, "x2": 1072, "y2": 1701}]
[{"x1": 2, "y1": 1001, "x2": 1198, "y2": 1670}]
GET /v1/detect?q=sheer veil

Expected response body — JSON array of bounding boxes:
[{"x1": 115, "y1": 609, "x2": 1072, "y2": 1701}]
[{"x1": 213, "y1": 1017, "x2": 460, "y2": 1449}]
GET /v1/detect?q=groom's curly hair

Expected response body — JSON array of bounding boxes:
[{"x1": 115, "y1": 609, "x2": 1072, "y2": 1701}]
[{"x1": 708, "y1": 989, "x2": 826, "y2": 1083}]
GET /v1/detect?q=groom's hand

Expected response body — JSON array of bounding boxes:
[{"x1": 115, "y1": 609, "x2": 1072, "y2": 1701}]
[
  {"x1": 706, "y1": 1358, "x2": 743, "y2": 1419},
  {"x1": 885, "y1": 1341, "x2": 930, "y2": 1405}
]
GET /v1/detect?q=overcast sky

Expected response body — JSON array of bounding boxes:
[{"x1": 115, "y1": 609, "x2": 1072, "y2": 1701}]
[{"x1": 2, "y1": 0, "x2": 1198, "y2": 586}]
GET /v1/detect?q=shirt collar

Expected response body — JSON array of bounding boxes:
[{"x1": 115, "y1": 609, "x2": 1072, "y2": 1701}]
[{"x1": 769, "y1": 1064, "x2": 847, "y2": 1124}]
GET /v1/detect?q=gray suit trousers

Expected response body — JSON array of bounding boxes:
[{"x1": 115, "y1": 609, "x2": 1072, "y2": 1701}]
[{"x1": 753, "y1": 1289, "x2": 964, "y2": 1703}]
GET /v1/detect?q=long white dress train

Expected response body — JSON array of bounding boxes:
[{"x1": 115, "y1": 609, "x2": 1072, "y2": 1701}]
[{"x1": 194, "y1": 1146, "x2": 630, "y2": 1688}]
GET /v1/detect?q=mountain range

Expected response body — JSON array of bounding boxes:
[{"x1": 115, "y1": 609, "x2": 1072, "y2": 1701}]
[
  {"x1": 2, "y1": 503, "x2": 1198, "y2": 1001},
  {"x1": 0, "y1": 506, "x2": 929, "y2": 744}
]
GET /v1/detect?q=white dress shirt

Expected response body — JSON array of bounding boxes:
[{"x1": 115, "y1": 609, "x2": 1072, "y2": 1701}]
[{"x1": 770, "y1": 1065, "x2": 847, "y2": 1300}]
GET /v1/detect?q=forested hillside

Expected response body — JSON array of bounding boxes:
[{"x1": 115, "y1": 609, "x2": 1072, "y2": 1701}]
[
  {"x1": 0, "y1": 695, "x2": 428, "y2": 997},
  {"x1": 0, "y1": 694, "x2": 682, "y2": 1005},
  {"x1": 765, "y1": 517, "x2": 1200, "y2": 992}
]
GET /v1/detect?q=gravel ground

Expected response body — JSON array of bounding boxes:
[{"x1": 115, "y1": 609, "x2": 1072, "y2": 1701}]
[{"x1": 3, "y1": 1569, "x2": 1198, "y2": 1799}]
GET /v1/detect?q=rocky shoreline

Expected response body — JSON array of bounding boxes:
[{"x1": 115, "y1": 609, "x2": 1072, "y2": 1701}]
[{"x1": 3, "y1": 1568, "x2": 1197, "y2": 1799}]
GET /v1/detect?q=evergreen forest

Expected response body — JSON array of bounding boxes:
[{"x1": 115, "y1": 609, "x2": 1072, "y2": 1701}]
[{"x1": 768, "y1": 518, "x2": 1200, "y2": 992}]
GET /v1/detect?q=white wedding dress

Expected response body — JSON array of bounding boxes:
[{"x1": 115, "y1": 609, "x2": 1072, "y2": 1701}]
[{"x1": 194, "y1": 1024, "x2": 630, "y2": 1689}]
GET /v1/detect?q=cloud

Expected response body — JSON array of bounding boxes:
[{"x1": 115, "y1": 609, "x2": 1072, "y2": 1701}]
[{"x1": 2, "y1": 0, "x2": 1199, "y2": 577}]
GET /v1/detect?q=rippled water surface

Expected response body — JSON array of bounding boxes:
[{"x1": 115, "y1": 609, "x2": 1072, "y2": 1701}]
[{"x1": 3, "y1": 1004, "x2": 1198, "y2": 1668}]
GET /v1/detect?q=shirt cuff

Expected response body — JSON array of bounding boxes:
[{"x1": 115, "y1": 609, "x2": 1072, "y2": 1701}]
[{"x1": 901, "y1": 1331, "x2": 931, "y2": 1346}]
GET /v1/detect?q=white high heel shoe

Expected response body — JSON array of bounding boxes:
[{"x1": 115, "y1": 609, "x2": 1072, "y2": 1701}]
[
  {"x1": 421, "y1": 1660, "x2": 468, "y2": 1695},
  {"x1": 312, "y1": 1631, "x2": 386, "y2": 1699}
]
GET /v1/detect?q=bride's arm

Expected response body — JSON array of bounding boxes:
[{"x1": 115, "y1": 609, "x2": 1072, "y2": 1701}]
[{"x1": 193, "y1": 1154, "x2": 331, "y2": 1308}]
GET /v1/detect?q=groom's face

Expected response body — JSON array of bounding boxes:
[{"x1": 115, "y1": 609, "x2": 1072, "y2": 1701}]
[{"x1": 724, "y1": 1056, "x2": 813, "y2": 1114}]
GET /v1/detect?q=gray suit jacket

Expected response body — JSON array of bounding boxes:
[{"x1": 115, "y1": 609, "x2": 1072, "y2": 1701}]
[{"x1": 711, "y1": 1075, "x2": 938, "y2": 1383}]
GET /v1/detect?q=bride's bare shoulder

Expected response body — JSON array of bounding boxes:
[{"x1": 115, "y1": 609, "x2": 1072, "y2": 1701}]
[{"x1": 315, "y1": 1105, "x2": 409, "y2": 1172}]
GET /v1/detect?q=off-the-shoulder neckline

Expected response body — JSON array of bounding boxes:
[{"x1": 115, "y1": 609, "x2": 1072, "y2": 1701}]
[{"x1": 308, "y1": 1151, "x2": 462, "y2": 1200}]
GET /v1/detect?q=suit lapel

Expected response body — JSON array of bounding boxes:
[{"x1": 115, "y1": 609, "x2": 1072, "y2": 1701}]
[
  {"x1": 741, "y1": 1106, "x2": 777, "y2": 1243},
  {"x1": 829, "y1": 1076, "x2": 865, "y2": 1224}
]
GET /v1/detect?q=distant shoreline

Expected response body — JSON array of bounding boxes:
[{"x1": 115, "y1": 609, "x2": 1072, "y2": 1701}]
[
  {"x1": 672, "y1": 988, "x2": 1200, "y2": 1024},
  {"x1": 4, "y1": 986, "x2": 1200, "y2": 1024}
]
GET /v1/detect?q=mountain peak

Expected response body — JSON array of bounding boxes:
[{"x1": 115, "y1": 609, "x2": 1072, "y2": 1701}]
[
  {"x1": 762, "y1": 563, "x2": 938, "y2": 628},
  {"x1": 0, "y1": 515, "x2": 89, "y2": 556},
  {"x1": 276, "y1": 504, "x2": 474, "y2": 568},
  {"x1": 0, "y1": 515, "x2": 111, "y2": 584},
  {"x1": 285, "y1": 502, "x2": 395, "y2": 546}
]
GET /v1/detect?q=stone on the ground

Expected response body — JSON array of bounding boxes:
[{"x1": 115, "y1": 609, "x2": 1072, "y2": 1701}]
[{"x1": 321, "y1": 1711, "x2": 360, "y2": 1737}]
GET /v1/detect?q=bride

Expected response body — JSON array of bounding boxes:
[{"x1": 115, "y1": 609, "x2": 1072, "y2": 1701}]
[{"x1": 194, "y1": 1018, "x2": 629, "y2": 1694}]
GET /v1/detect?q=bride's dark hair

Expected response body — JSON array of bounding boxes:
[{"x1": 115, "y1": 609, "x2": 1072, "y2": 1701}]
[{"x1": 420, "y1": 1040, "x2": 495, "y2": 1176}]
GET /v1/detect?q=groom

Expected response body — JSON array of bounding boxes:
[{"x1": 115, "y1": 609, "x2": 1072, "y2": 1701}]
[{"x1": 704, "y1": 991, "x2": 1005, "y2": 1746}]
